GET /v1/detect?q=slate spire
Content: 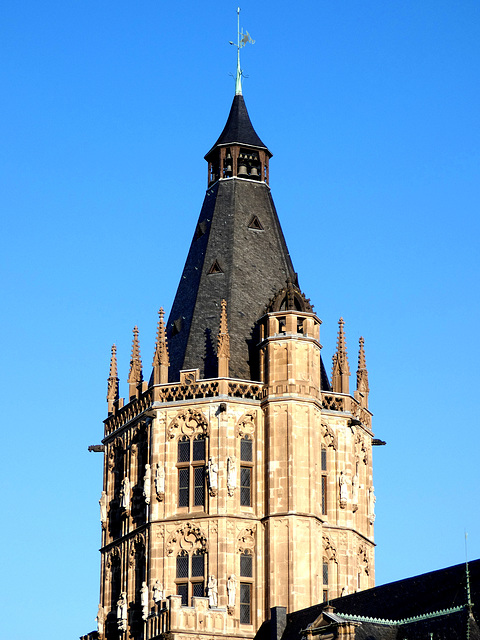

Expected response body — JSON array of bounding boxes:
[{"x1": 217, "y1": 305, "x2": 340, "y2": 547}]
[{"x1": 166, "y1": 95, "x2": 296, "y2": 381}]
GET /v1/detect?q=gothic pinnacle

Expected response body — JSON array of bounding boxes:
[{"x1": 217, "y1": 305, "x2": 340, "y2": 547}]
[
  {"x1": 153, "y1": 308, "x2": 169, "y2": 385},
  {"x1": 107, "y1": 344, "x2": 119, "y2": 414},
  {"x1": 217, "y1": 299, "x2": 230, "y2": 377},
  {"x1": 355, "y1": 336, "x2": 370, "y2": 408},
  {"x1": 332, "y1": 317, "x2": 350, "y2": 394},
  {"x1": 128, "y1": 326, "x2": 143, "y2": 399}
]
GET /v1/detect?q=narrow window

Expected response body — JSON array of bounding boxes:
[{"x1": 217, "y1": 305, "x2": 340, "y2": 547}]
[
  {"x1": 240, "y1": 551, "x2": 253, "y2": 578},
  {"x1": 240, "y1": 583, "x2": 251, "y2": 624},
  {"x1": 177, "y1": 435, "x2": 206, "y2": 510},
  {"x1": 321, "y1": 476, "x2": 327, "y2": 515},
  {"x1": 240, "y1": 467, "x2": 252, "y2": 507}
]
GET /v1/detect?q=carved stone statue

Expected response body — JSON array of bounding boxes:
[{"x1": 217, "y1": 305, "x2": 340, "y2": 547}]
[
  {"x1": 120, "y1": 477, "x2": 130, "y2": 511},
  {"x1": 227, "y1": 457, "x2": 237, "y2": 497},
  {"x1": 140, "y1": 581, "x2": 149, "y2": 620},
  {"x1": 207, "y1": 457, "x2": 218, "y2": 496},
  {"x1": 96, "y1": 604, "x2": 106, "y2": 637},
  {"x1": 155, "y1": 463, "x2": 165, "y2": 501},
  {"x1": 207, "y1": 574, "x2": 218, "y2": 608},
  {"x1": 339, "y1": 471, "x2": 348, "y2": 506},
  {"x1": 143, "y1": 464, "x2": 151, "y2": 505},
  {"x1": 227, "y1": 574, "x2": 236, "y2": 611},
  {"x1": 153, "y1": 580, "x2": 164, "y2": 603},
  {"x1": 368, "y1": 486, "x2": 376, "y2": 523},
  {"x1": 99, "y1": 491, "x2": 107, "y2": 528},
  {"x1": 352, "y1": 473, "x2": 359, "y2": 508},
  {"x1": 117, "y1": 592, "x2": 127, "y2": 631}
]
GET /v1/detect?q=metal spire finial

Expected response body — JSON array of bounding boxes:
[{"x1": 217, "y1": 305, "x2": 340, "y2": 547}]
[{"x1": 229, "y1": 7, "x2": 255, "y2": 96}]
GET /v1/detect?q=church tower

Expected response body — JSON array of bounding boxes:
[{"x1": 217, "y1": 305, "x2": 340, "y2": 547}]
[{"x1": 83, "y1": 50, "x2": 377, "y2": 640}]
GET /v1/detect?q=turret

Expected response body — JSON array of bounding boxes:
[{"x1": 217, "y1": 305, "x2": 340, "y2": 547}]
[{"x1": 331, "y1": 317, "x2": 350, "y2": 394}]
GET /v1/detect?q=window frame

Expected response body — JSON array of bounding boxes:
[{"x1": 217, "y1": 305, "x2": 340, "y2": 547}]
[
  {"x1": 176, "y1": 434, "x2": 207, "y2": 511},
  {"x1": 240, "y1": 436, "x2": 254, "y2": 510},
  {"x1": 239, "y1": 549, "x2": 254, "y2": 625},
  {"x1": 175, "y1": 549, "x2": 206, "y2": 605}
]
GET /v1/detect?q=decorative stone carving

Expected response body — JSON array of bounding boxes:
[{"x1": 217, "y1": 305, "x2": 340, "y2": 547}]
[
  {"x1": 236, "y1": 412, "x2": 255, "y2": 438},
  {"x1": 227, "y1": 574, "x2": 236, "y2": 613},
  {"x1": 339, "y1": 471, "x2": 348, "y2": 508},
  {"x1": 207, "y1": 457, "x2": 218, "y2": 497},
  {"x1": 227, "y1": 457, "x2": 237, "y2": 497},
  {"x1": 166, "y1": 522, "x2": 208, "y2": 556},
  {"x1": 117, "y1": 592, "x2": 127, "y2": 631},
  {"x1": 207, "y1": 575, "x2": 218, "y2": 608},
  {"x1": 143, "y1": 464, "x2": 151, "y2": 505},
  {"x1": 321, "y1": 422, "x2": 338, "y2": 450},
  {"x1": 120, "y1": 476, "x2": 130, "y2": 511},
  {"x1": 368, "y1": 486, "x2": 376, "y2": 524},
  {"x1": 155, "y1": 463, "x2": 165, "y2": 501},
  {"x1": 322, "y1": 534, "x2": 337, "y2": 562},
  {"x1": 153, "y1": 580, "x2": 164, "y2": 603},
  {"x1": 140, "y1": 581, "x2": 149, "y2": 620},
  {"x1": 237, "y1": 527, "x2": 255, "y2": 553},
  {"x1": 99, "y1": 491, "x2": 107, "y2": 528},
  {"x1": 96, "y1": 604, "x2": 106, "y2": 637},
  {"x1": 129, "y1": 533, "x2": 145, "y2": 567},
  {"x1": 168, "y1": 408, "x2": 208, "y2": 440},
  {"x1": 352, "y1": 473, "x2": 359, "y2": 510}
]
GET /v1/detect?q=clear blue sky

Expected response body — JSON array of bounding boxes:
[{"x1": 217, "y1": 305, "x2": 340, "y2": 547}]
[{"x1": 1, "y1": 2, "x2": 479, "y2": 638}]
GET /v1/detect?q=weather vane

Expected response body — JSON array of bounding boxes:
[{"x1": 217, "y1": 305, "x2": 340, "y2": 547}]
[{"x1": 229, "y1": 7, "x2": 255, "y2": 95}]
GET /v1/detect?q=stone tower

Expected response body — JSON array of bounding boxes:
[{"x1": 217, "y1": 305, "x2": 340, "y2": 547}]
[{"x1": 82, "y1": 91, "x2": 377, "y2": 640}]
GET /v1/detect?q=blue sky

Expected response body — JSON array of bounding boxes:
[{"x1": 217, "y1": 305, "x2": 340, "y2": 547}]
[{"x1": 1, "y1": 1, "x2": 479, "y2": 638}]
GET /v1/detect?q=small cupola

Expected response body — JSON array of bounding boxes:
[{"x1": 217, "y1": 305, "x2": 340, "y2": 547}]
[{"x1": 204, "y1": 94, "x2": 272, "y2": 186}]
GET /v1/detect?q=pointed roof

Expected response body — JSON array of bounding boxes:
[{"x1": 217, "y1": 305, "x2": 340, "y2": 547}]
[
  {"x1": 166, "y1": 178, "x2": 296, "y2": 381},
  {"x1": 205, "y1": 94, "x2": 270, "y2": 157},
  {"x1": 127, "y1": 326, "x2": 143, "y2": 385}
]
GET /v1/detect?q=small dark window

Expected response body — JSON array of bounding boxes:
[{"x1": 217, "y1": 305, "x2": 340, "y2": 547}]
[
  {"x1": 240, "y1": 467, "x2": 251, "y2": 507},
  {"x1": 194, "y1": 467, "x2": 205, "y2": 506},
  {"x1": 240, "y1": 583, "x2": 251, "y2": 624},
  {"x1": 248, "y1": 215, "x2": 264, "y2": 231},
  {"x1": 179, "y1": 468, "x2": 189, "y2": 507},
  {"x1": 321, "y1": 447, "x2": 327, "y2": 471},
  {"x1": 178, "y1": 437, "x2": 190, "y2": 463},
  {"x1": 321, "y1": 475, "x2": 327, "y2": 515},
  {"x1": 193, "y1": 437, "x2": 205, "y2": 461},
  {"x1": 241, "y1": 438, "x2": 253, "y2": 462},
  {"x1": 208, "y1": 260, "x2": 223, "y2": 274},
  {"x1": 323, "y1": 562, "x2": 329, "y2": 585},
  {"x1": 191, "y1": 552, "x2": 204, "y2": 577},
  {"x1": 177, "y1": 583, "x2": 188, "y2": 606},
  {"x1": 240, "y1": 552, "x2": 253, "y2": 577},
  {"x1": 192, "y1": 582, "x2": 204, "y2": 598},
  {"x1": 177, "y1": 552, "x2": 189, "y2": 579}
]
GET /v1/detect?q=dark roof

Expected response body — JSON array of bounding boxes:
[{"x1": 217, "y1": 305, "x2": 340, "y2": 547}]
[
  {"x1": 205, "y1": 94, "x2": 270, "y2": 157},
  {"x1": 166, "y1": 178, "x2": 296, "y2": 381},
  {"x1": 274, "y1": 559, "x2": 480, "y2": 640}
]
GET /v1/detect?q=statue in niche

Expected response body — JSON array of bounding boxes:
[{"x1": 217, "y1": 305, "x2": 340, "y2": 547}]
[
  {"x1": 96, "y1": 604, "x2": 106, "y2": 637},
  {"x1": 99, "y1": 491, "x2": 107, "y2": 528},
  {"x1": 155, "y1": 463, "x2": 165, "y2": 501},
  {"x1": 153, "y1": 580, "x2": 164, "y2": 603},
  {"x1": 140, "y1": 581, "x2": 149, "y2": 620},
  {"x1": 339, "y1": 471, "x2": 348, "y2": 507},
  {"x1": 143, "y1": 464, "x2": 151, "y2": 505},
  {"x1": 120, "y1": 477, "x2": 130, "y2": 511},
  {"x1": 227, "y1": 574, "x2": 236, "y2": 612},
  {"x1": 207, "y1": 575, "x2": 218, "y2": 608},
  {"x1": 368, "y1": 486, "x2": 376, "y2": 523},
  {"x1": 117, "y1": 592, "x2": 127, "y2": 631},
  {"x1": 227, "y1": 457, "x2": 237, "y2": 497},
  {"x1": 207, "y1": 457, "x2": 218, "y2": 496},
  {"x1": 352, "y1": 474, "x2": 359, "y2": 509}
]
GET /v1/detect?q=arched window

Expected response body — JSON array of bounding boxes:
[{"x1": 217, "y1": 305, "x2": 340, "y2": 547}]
[
  {"x1": 176, "y1": 550, "x2": 206, "y2": 605},
  {"x1": 322, "y1": 559, "x2": 329, "y2": 602}
]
